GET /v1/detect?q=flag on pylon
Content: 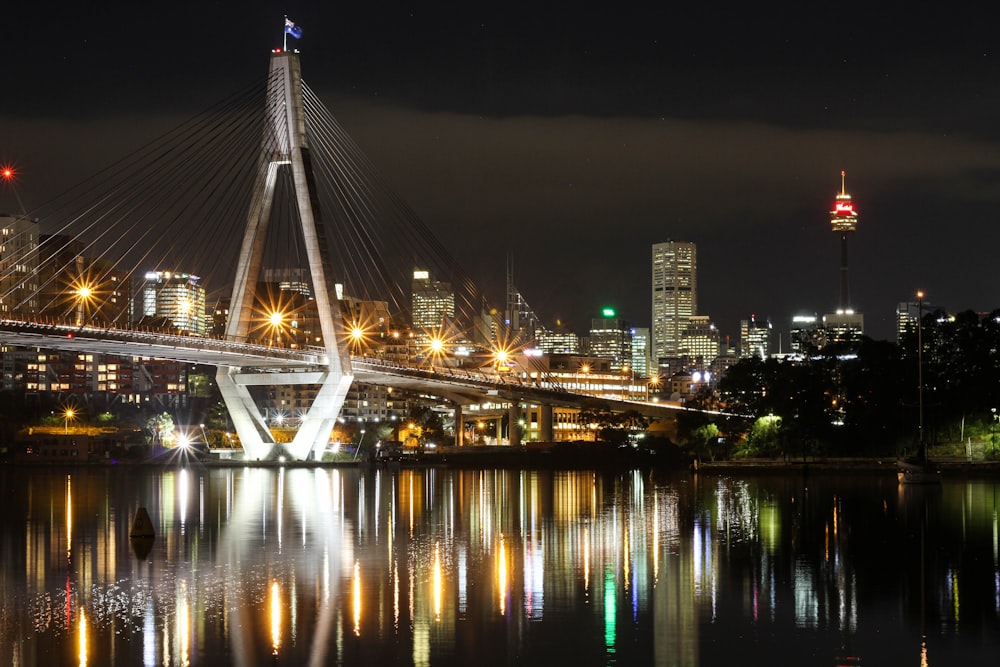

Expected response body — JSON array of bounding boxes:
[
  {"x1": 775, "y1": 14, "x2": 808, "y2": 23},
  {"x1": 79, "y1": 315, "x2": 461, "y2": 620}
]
[{"x1": 285, "y1": 19, "x2": 303, "y2": 39}]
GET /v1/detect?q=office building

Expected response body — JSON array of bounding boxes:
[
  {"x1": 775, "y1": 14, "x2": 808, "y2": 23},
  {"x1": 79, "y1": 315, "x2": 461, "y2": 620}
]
[
  {"x1": 142, "y1": 271, "x2": 207, "y2": 335},
  {"x1": 411, "y1": 268, "x2": 454, "y2": 340},
  {"x1": 629, "y1": 327, "x2": 651, "y2": 378},
  {"x1": 680, "y1": 315, "x2": 720, "y2": 364},
  {"x1": 0, "y1": 214, "x2": 39, "y2": 316},
  {"x1": 588, "y1": 308, "x2": 631, "y2": 370},
  {"x1": 740, "y1": 315, "x2": 771, "y2": 359},
  {"x1": 652, "y1": 241, "x2": 697, "y2": 361}
]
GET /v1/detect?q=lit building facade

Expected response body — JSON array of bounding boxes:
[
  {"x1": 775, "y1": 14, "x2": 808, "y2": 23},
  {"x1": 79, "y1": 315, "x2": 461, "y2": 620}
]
[
  {"x1": 822, "y1": 311, "x2": 864, "y2": 343},
  {"x1": 789, "y1": 314, "x2": 826, "y2": 353},
  {"x1": 536, "y1": 322, "x2": 581, "y2": 355},
  {"x1": 588, "y1": 309, "x2": 632, "y2": 370},
  {"x1": 411, "y1": 269, "x2": 454, "y2": 340},
  {"x1": 740, "y1": 315, "x2": 771, "y2": 359},
  {"x1": 142, "y1": 271, "x2": 206, "y2": 335},
  {"x1": 896, "y1": 299, "x2": 936, "y2": 344},
  {"x1": 651, "y1": 241, "x2": 697, "y2": 361},
  {"x1": 0, "y1": 214, "x2": 39, "y2": 316},
  {"x1": 629, "y1": 327, "x2": 651, "y2": 378},
  {"x1": 679, "y1": 315, "x2": 720, "y2": 364}
]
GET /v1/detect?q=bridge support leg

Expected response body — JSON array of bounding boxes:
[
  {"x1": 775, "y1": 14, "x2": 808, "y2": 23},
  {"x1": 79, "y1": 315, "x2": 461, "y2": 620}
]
[
  {"x1": 288, "y1": 372, "x2": 354, "y2": 460},
  {"x1": 454, "y1": 404, "x2": 464, "y2": 447},
  {"x1": 216, "y1": 368, "x2": 276, "y2": 460},
  {"x1": 538, "y1": 404, "x2": 553, "y2": 443},
  {"x1": 508, "y1": 402, "x2": 522, "y2": 447}
]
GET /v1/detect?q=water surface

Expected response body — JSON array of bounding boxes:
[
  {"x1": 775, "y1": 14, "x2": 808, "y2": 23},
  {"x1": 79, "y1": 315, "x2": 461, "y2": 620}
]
[{"x1": 0, "y1": 465, "x2": 997, "y2": 665}]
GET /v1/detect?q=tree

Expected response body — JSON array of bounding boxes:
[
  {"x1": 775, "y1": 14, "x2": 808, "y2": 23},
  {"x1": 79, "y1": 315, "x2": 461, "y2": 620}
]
[
  {"x1": 578, "y1": 404, "x2": 649, "y2": 446},
  {"x1": 405, "y1": 404, "x2": 444, "y2": 444},
  {"x1": 146, "y1": 412, "x2": 175, "y2": 447}
]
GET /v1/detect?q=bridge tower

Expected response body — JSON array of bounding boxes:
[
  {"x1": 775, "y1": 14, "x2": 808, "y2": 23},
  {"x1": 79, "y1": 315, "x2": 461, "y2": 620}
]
[{"x1": 217, "y1": 51, "x2": 353, "y2": 461}]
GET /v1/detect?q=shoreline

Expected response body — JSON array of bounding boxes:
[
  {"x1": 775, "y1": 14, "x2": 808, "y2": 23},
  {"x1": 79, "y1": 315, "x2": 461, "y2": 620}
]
[{"x1": 5, "y1": 449, "x2": 1000, "y2": 475}]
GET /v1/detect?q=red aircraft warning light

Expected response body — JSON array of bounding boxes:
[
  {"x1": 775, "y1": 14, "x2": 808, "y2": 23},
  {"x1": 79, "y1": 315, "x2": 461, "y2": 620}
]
[{"x1": 830, "y1": 170, "x2": 858, "y2": 233}]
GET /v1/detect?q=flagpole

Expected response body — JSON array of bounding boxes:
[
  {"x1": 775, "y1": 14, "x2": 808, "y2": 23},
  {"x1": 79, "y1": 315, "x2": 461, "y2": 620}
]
[{"x1": 283, "y1": 15, "x2": 288, "y2": 51}]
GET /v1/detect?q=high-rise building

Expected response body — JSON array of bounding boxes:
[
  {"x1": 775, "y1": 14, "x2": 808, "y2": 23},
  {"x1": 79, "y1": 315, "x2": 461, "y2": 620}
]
[
  {"x1": 823, "y1": 311, "x2": 864, "y2": 344},
  {"x1": 651, "y1": 241, "x2": 697, "y2": 362},
  {"x1": 789, "y1": 314, "x2": 826, "y2": 353},
  {"x1": 142, "y1": 271, "x2": 207, "y2": 335},
  {"x1": 411, "y1": 269, "x2": 454, "y2": 340},
  {"x1": 740, "y1": 315, "x2": 771, "y2": 359},
  {"x1": 0, "y1": 214, "x2": 39, "y2": 317},
  {"x1": 896, "y1": 299, "x2": 934, "y2": 344},
  {"x1": 536, "y1": 321, "x2": 581, "y2": 355},
  {"x1": 680, "y1": 315, "x2": 720, "y2": 364},
  {"x1": 588, "y1": 308, "x2": 631, "y2": 369},
  {"x1": 629, "y1": 327, "x2": 651, "y2": 378}
]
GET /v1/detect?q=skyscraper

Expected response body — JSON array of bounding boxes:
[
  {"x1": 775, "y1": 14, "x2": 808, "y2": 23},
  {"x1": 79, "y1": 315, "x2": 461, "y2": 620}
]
[
  {"x1": 740, "y1": 315, "x2": 771, "y2": 359},
  {"x1": 588, "y1": 308, "x2": 631, "y2": 369},
  {"x1": 142, "y1": 270, "x2": 207, "y2": 335},
  {"x1": 651, "y1": 241, "x2": 697, "y2": 362},
  {"x1": 411, "y1": 268, "x2": 454, "y2": 340},
  {"x1": 0, "y1": 214, "x2": 38, "y2": 317}
]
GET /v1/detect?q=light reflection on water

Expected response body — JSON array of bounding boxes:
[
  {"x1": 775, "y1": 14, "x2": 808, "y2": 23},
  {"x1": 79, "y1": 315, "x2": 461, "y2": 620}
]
[{"x1": 0, "y1": 466, "x2": 998, "y2": 665}]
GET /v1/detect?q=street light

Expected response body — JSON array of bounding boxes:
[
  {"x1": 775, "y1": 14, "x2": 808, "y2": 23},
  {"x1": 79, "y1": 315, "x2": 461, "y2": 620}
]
[
  {"x1": 992, "y1": 408, "x2": 997, "y2": 458},
  {"x1": 916, "y1": 290, "x2": 925, "y2": 457},
  {"x1": 72, "y1": 282, "x2": 96, "y2": 326},
  {"x1": 648, "y1": 374, "x2": 661, "y2": 401},
  {"x1": 268, "y1": 311, "x2": 285, "y2": 345},
  {"x1": 64, "y1": 408, "x2": 75, "y2": 435}
]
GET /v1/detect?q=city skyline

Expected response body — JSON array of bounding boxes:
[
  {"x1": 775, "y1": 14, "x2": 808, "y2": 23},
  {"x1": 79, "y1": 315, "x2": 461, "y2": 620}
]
[{"x1": 4, "y1": 4, "x2": 1000, "y2": 342}]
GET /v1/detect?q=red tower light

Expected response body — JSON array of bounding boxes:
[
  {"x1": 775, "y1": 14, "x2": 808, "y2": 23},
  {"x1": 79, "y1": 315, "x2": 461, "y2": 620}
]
[{"x1": 830, "y1": 170, "x2": 858, "y2": 233}]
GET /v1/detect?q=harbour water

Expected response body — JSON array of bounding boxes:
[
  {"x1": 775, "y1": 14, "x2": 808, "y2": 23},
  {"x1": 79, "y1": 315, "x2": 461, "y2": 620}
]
[{"x1": 0, "y1": 464, "x2": 997, "y2": 665}]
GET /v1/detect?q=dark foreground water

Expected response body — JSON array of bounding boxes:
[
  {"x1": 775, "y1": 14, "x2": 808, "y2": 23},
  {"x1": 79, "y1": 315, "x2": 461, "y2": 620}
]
[{"x1": 0, "y1": 465, "x2": 997, "y2": 666}]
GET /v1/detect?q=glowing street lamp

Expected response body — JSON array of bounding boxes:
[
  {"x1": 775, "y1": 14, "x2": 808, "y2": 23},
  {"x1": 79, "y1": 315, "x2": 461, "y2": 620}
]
[
  {"x1": 347, "y1": 323, "x2": 371, "y2": 355},
  {"x1": 64, "y1": 408, "x2": 75, "y2": 435},
  {"x1": 71, "y1": 280, "x2": 97, "y2": 326},
  {"x1": 267, "y1": 311, "x2": 285, "y2": 346},
  {"x1": 647, "y1": 374, "x2": 662, "y2": 401}
]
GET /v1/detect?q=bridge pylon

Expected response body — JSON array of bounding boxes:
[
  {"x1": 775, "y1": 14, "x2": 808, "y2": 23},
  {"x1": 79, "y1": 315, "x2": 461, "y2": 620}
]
[{"x1": 217, "y1": 51, "x2": 353, "y2": 461}]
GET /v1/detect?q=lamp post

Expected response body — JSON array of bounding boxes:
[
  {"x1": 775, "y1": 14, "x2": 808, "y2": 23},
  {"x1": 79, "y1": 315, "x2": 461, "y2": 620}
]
[
  {"x1": 269, "y1": 311, "x2": 284, "y2": 347},
  {"x1": 916, "y1": 290, "x2": 925, "y2": 458},
  {"x1": 64, "y1": 408, "x2": 75, "y2": 435},
  {"x1": 992, "y1": 408, "x2": 997, "y2": 458}
]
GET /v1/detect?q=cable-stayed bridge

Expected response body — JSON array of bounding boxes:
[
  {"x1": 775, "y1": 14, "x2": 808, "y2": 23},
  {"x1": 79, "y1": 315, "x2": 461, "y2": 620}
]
[{"x1": 0, "y1": 48, "x2": 680, "y2": 460}]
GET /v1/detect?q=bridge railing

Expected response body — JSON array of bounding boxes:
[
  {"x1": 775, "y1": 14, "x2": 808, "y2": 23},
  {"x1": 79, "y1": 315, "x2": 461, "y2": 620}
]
[{"x1": 0, "y1": 316, "x2": 324, "y2": 363}]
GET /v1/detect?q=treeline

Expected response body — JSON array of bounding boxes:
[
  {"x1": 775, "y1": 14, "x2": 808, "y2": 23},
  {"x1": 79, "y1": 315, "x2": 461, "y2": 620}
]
[{"x1": 678, "y1": 308, "x2": 1000, "y2": 460}]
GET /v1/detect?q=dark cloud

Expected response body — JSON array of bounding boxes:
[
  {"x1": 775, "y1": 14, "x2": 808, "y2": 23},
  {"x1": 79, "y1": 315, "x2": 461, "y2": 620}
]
[{"x1": 5, "y1": 3, "x2": 1000, "y2": 344}]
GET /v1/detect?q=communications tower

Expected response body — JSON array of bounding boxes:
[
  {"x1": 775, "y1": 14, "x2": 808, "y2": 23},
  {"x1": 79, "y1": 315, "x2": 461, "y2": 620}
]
[{"x1": 830, "y1": 170, "x2": 858, "y2": 312}]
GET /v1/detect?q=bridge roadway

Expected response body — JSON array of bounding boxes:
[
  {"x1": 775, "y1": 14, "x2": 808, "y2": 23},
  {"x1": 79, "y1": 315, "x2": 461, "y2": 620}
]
[{"x1": 0, "y1": 318, "x2": 683, "y2": 419}]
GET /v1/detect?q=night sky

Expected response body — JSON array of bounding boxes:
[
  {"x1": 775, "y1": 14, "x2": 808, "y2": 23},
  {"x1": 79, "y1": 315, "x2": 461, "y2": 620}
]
[{"x1": 4, "y1": 3, "x2": 1000, "y2": 343}]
